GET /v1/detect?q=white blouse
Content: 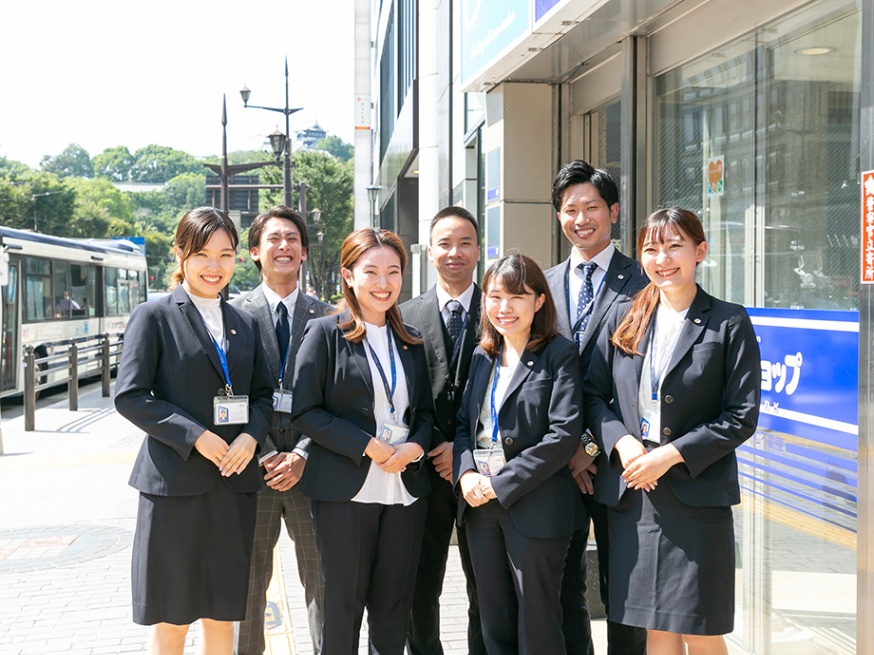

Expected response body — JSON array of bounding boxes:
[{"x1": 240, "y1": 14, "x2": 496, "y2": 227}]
[{"x1": 352, "y1": 322, "x2": 416, "y2": 506}]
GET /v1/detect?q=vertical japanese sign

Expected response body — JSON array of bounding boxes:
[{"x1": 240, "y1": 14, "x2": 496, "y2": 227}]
[{"x1": 862, "y1": 169, "x2": 874, "y2": 283}]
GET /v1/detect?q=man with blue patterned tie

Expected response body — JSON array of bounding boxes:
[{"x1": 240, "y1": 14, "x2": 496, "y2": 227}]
[
  {"x1": 233, "y1": 206, "x2": 330, "y2": 655},
  {"x1": 545, "y1": 161, "x2": 648, "y2": 655}
]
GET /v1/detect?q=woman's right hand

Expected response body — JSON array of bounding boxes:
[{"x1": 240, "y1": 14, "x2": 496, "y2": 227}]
[
  {"x1": 365, "y1": 437, "x2": 395, "y2": 464},
  {"x1": 459, "y1": 471, "x2": 491, "y2": 507},
  {"x1": 194, "y1": 429, "x2": 230, "y2": 468},
  {"x1": 614, "y1": 434, "x2": 647, "y2": 470}
]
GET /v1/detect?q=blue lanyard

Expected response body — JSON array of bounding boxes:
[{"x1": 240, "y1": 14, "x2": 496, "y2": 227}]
[
  {"x1": 489, "y1": 348, "x2": 503, "y2": 444},
  {"x1": 209, "y1": 335, "x2": 234, "y2": 396},
  {"x1": 648, "y1": 313, "x2": 682, "y2": 402},
  {"x1": 366, "y1": 329, "x2": 398, "y2": 421},
  {"x1": 277, "y1": 347, "x2": 290, "y2": 389}
]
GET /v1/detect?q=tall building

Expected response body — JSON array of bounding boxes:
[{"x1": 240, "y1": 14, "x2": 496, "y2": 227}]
[{"x1": 356, "y1": 1, "x2": 874, "y2": 653}]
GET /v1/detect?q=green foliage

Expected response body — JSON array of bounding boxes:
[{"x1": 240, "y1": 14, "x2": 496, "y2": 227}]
[
  {"x1": 40, "y1": 144, "x2": 94, "y2": 179},
  {"x1": 163, "y1": 172, "x2": 206, "y2": 211},
  {"x1": 93, "y1": 146, "x2": 135, "y2": 182},
  {"x1": 66, "y1": 178, "x2": 136, "y2": 238},
  {"x1": 130, "y1": 144, "x2": 203, "y2": 183},
  {"x1": 0, "y1": 156, "x2": 32, "y2": 177},
  {"x1": 202, "y1": 150, "x2": 277, "y2": 166},
  {"x1": 0, "y1": 170, "x2": 76, "y2": 234},
  {"x1": 317, "y1": 135, "x2": 354, "y2": 162},
  {"x1": 143, "y1": 230, "x2": 175, "y2": 290},
  {"x1": 231, "y1": 227, "x2": 262, "y2": 291}
]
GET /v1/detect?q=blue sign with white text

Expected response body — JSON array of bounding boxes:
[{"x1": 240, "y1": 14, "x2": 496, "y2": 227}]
[{"x1": 460, "y1": 0, "x2": 530, "y2": 87}]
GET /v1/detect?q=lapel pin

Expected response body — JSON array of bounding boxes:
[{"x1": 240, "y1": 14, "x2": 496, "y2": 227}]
[
  {"x1": 403, "y1": 345, "x2": 408, "y2": 350},
  {"x1": 230, "y1": 329, "x2": 237, "y2": 335},
  {"x1": 309, "y1": 309, "x2": 315, "y2": 314},
  {"x1": 693, "y1": 318, "x2": 701, "y2": 324},
  {"x1": 618, "y1": 274, "x2": 625, "y2": 279},
  {"x1": 527, "y1": 360, "x2": 534, "y2": 366}
]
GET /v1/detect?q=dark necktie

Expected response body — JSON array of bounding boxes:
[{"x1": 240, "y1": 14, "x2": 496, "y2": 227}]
[
  {"x1": 576, "y1": 262, "x2": 597, "y2": 342},
  {"x1": 446, "y1": 299, "x2": 464, "y2": 344},
  {"x1": 276, "y1": 302, "x2": 290, "y2": 363}
]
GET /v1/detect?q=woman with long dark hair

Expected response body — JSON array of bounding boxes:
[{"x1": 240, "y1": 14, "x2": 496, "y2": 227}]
[
  {"x1": 291, "y1": 227, "x2": 435, "y2": 655},
  {"x1": 115, "y1": 207, "x2": 274, "y2": 654},
  {"x1": 585, "y1": 208, "x2": 761, "y2": 655},
  {"x1": 453, "y1": 252, "x2": 584, "y2": 655}
]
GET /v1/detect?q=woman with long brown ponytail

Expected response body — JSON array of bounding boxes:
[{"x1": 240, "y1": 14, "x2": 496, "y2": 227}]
[{"x1": 584, "y1": 208, "x2": 761, "y2": 655}]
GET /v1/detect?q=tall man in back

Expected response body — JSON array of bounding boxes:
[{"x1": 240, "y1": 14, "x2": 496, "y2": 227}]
[
  {"x1": 545, "y1": 161, "x2": 648, "y2": 655},
  {"x1": 233, "y1": 206, "x2": 330, "y2": 655},
  {"x1": 401, "y1": 206, "x2": 486, "y2": 655}
]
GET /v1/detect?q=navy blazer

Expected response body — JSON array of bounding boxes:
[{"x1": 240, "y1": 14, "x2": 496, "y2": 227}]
[
  {"x1": 584, "y1": 286, "x2": 761, "y2": 508},
  {"x1": 545, "y1": 249, "x2": 646, "y2": 365},
  {"x1": 400, "y1": 285, "x2": 481, "y2": 446},
  {"x1": 231, "y1": 285, "x2": 331, "y2": 453},
  {"x1": 291, "y1": 312, "x2": 436, "y2": 502},
  {"x1": 453, "y1": 336, "x2": 585, "y2": 539},
  {"x1": 116, "y1": 284, "x2": 275, "y2": 496}
]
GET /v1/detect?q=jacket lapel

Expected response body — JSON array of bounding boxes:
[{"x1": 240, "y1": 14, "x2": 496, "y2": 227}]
[
  {"x1": 174, "y1": 286, "x2": 226, "y2": 385},
  {"x1": 247, "y1": 285, "x2": 282, "y2": 378},
  {"x1": 547, "y1": 260, "x2": 573, "y2": 338},
  {"x1": 222, "y1": 300, "x2": 244, "y2": 376},
  {"x1": 580, "y1": 252, "x2": 639, "y2": 353},
  {"x1": 498, "y1": 347, "x2": 538, "y2": 420},
  {"x1": 395, "y1": 330, "x2": 417, "y2": 408},
  {"x1": 420, "y1": 287, "x2": 451, "y2": 381},
  {"x1": 664, "y1": 286, "x2": 710, "y2": 377},
  {"x1": 288, "y1": 293, "x2": 318, "y2": 382}
]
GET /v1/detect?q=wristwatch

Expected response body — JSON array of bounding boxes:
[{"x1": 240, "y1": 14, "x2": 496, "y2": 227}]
[{"x1": 581, "y1": 431, "x2": 600, "y2": 457}]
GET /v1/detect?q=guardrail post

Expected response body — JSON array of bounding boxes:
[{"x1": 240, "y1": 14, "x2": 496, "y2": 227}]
[
  {"x1": 69, "y1": 339, "x2": 79, "y2": 411},
  {"x1": 24, "y1": 345, "x2": 35, "y2": 432},
  {"x1": 102, "y1": 334, "x2": 111, "y2": 397}
]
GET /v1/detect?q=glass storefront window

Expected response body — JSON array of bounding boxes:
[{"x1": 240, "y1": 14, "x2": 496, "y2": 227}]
[{"x1": 653, "y1": 2, "x2": 860, "y2": 654}]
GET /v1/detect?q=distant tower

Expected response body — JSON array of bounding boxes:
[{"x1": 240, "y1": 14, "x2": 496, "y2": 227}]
[{"x1": 296, "y1": 121, "x2": 327, "y2": 150}]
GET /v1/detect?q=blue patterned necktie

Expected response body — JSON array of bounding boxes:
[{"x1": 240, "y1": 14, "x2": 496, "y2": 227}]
[
  {"x1": 276, "y1": 301, "x2": 290, "y2": 363},
  {"x1": 446, "y1": 299, "x2": 464, "y2": 344},
  {"x1": 576, "y1": 262, "x2": 597, "y2": 342}
]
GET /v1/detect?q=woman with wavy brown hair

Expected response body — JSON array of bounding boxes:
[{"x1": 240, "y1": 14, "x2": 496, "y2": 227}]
[
  {"x1": 584, "y1": 208, "x2": 761, "y2": 655},
  {"x1": 291, "y1": 227, "x2": 436, "y2": 655}
]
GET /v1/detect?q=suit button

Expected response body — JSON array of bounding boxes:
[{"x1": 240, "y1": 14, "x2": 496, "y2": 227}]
[
  {"x1": 664, "y1": 395, "x2": 674, "y2": 404},
  {"x1": 504, "y1": 437, "x2": 514, "y2": 445},
  {"x1": 446, "y1": 419, "x2": 452, "y2": 425},
  {"x1": 662, "y1": 427, "x2": 672, "y2": 437},
  {"x1": 279, "y1": 428, "x2": 287, "y2": 434}
]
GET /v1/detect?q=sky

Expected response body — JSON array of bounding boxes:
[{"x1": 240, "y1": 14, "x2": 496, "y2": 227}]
[{"x1": 0, "y1": 0, "x2": 356, "y2": 169}]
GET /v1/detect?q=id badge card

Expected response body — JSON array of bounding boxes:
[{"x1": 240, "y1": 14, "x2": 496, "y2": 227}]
[
  {"x1": 214, "y1": 395, "x2": 249, "y2": 425},
  {"x1": 379, "y1": 421, "x2": 410, "y2": 445},
  {"x1": 640, "y1": 409, "x2": 658, "y2": 445},
  {"x1": 473, "y1": 446, "x2": 506, "y2": 478},
  {"x1": 272, "y1": 388, "x2": 292, "y2": 414}
]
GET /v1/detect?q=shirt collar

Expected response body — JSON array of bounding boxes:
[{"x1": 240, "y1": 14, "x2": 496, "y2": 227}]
[
  {"x1": 262, "y1": 284, "x2": 300, "y2": 315},
  {"x1": 569, "y1": 243, "x2": 616, "y2": 274},
  {"x1": 435, "y1": 282, "x2": 476, "y2": 313}
]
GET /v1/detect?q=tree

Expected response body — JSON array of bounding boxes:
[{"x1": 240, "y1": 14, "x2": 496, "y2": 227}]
[
  {"x1": 130, "y1": 144, "x2": 203, "y2": 183},
  {"x1": 289, "y1": 150, "x2": 354, "y2": 302},
  {"x1": 93, "y1": 146, "x2": 135, "y2": 182},
  {"x1": 66, "y1": 177, "x2": 135, "y2": 238},
  {"x1": 143, "y1": 229, "x2": 175, "y2": 290},
  {"x1": 40, "y1": 143, "x2": 94, "y2": 179},
  {"x1": 317, "y1": 135, "x2": 354, "y2": 162},
  {"x1": 0, "y1": 156, "x2": 32, "y2": 176}
]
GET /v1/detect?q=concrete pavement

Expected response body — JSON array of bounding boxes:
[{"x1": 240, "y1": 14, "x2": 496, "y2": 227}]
[{"x1": 0, "y1": 380, "x2": 608, "y2": 654}]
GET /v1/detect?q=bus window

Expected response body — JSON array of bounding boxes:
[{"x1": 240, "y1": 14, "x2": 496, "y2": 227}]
[
  {"x1": 53, "y1": 261, "x2": 81, "y2": 319},
  {"x1": 70, "y1": 264, "x2": 96, "y2": 317},
  {"x1": 24, "y1": 257, "x2": 52, "y2": 322},
  {"x1": 104, "y1": 267, "x2": 119, "y2": 316}
]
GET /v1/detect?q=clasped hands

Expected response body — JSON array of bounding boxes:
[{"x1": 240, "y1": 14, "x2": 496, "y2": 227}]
[
  {"x1": 195, "y1": 430, "x2": 257, "y2": 476},
  {"x1": 614, "y1": 435, "x2": 683, "y2": 492},
  {"x1": 365, "y1": 437, "x2": 424, "y2": 474},
  {"x1": 458, "y1": 470, "x2": 498, "y2": 507}
]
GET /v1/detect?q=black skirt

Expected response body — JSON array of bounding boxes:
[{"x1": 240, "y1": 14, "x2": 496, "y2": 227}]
[
  {"x1": 607, "y1": 482, "x2": 735, "y2": 636},
  {"x1": 132, "y1": 480, "x2": 257, "y2": 625}
]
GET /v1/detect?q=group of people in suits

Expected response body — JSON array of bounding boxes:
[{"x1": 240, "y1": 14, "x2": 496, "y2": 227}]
[{"x1": 115, "y1": 157, "x2": 761, "y2": 655}]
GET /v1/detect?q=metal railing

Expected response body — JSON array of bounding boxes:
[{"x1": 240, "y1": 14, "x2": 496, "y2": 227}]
[{"x1": 23, "y1": 334, "x2": 124, "y2": 431}]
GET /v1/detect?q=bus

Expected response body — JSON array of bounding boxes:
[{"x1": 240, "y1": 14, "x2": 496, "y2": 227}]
[{"x1": 0, "y1": 226, "x2": 148, "y2": 398}]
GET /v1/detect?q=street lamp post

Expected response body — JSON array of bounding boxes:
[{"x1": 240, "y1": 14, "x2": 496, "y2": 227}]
[
  {"x1": 241, "y1": 58, "x2": 302, "y2": 208},
  {"x1": 203, "y1": 95, "x2": 276, "y2": 220},
  {"x1": 366, "y1": 185, "x2": 382, "y2": 227}
]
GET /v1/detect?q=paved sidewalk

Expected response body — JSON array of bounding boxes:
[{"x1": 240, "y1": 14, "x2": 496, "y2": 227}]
[{"x1": 0, "y1": 381, "x2": 608, "y2": 654}]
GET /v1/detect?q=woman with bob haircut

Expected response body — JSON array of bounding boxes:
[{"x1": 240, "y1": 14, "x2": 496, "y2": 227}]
[
  {"x1": 291, "y1": 227, "x2": 436, "y2": 655},
  {"x1": 584, "y1": 207, "x2": 761, "y2": 655},
  {"x1": 115, "y1": 207, "x2": 275, "y2": 654},
  {"x1": 453, "y1": 251, "x2": 585, "y2": 655}
]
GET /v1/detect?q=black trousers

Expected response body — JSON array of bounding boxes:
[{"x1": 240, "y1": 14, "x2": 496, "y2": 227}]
[
  {"x1": 311, "y1": 498, "x2": 427, "y2": 655},
  {"x1": 466, "y1": 501, "x2": 570, "y2": 655},
  {"x1": 407, "y1": 467, "x2": 485, "y2": 655},
  {"x1": 561, "y1": 494, "x2": 647, "y2": 655}
]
